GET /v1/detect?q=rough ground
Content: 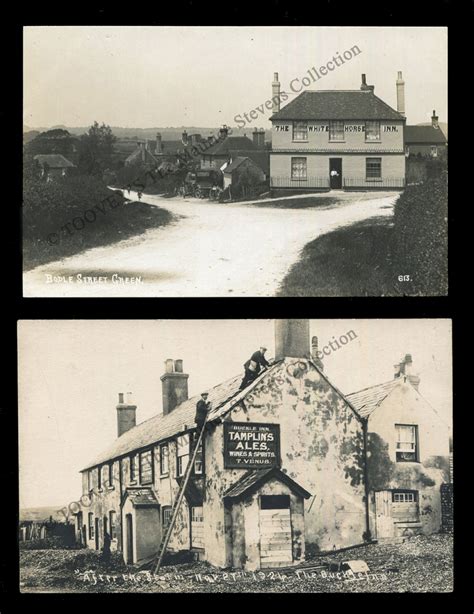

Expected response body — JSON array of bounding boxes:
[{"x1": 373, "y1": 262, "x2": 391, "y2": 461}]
[
  {"x1": 23, "y1": 190, "x2": 397, "y2": 297},
  {"x1": 19, "y1": 534, "x2": 452, "y2": 593}
]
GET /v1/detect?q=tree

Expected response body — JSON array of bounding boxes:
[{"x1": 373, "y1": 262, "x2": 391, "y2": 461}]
[
  {"x1": 23, "y1": 151, "x2": 42, "y2": 181},
  {"x1": 78, "y1": 122, "x2": 117, "y2": 176},
  {"x1": 26, "y1": 129, "x2": 77, "y2": 156}
]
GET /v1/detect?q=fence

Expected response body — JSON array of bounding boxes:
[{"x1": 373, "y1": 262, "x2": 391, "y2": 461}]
[
  {"x1": 270, "y1": 176, "x2": 330, "y2": 189},
  {"x1": 343, "y1": 177, "x2": 405, "y2": 189},
  {"x1": 270, "y1": 176, "x2": 405, "y2": 190}
]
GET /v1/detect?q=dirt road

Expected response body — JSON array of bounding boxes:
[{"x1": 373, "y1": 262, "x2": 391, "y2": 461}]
[{"x1": 23, "y1": 191, "x2": 397, "y2": 297}]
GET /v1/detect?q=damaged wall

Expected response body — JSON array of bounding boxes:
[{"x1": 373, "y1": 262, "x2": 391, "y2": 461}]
[
  {"x1": 366, "y1": 382, "x2": 450, "y2": 537},
  {"x1": 203, "y1": 358, "x2": 367, "y2": 568}
]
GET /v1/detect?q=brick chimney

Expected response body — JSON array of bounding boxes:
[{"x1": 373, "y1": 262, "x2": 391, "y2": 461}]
[
  {"x1": 275, "y1": 319, "x2": 310, "y2": 361},
  {"x1": 272, "y1": 73, "x2": 281, "y2": 114},
  {"x1": 116, "y1": 392, "x2": 137, "y2": 437},
  {"x1": 252, "y1": 128, "x2": 265, "y2": 149},
  {"x1": 219, "y1": 125, "x2": 229, "y2": 140},
  {"x1": 431, "y1": 110, "x2": 439, "y2": 129},
  {"x1": 396, "y1": 71, "x2": 405, "y2": 117},
  {"x1": 156, "y1": 132, "x2": 163, "y2": 154},
  {"x1": 311, "y1": 335, "x2": 324, "y2": 371},
  {"x1": 394, "y1": 354, "x2": 420, "y2": 391},
  {"x1": 360, "y1": 74, "x2": 375, "y2": 93},
  {"x1": 161, "y1": 359, "x2": 189, "y2": 415}
]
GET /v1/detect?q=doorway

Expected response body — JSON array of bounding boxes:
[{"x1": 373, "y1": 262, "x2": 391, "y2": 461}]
[
  {"x1": 94, "y1": 517, "x2": 100, "y2": 550},
  {"x1": 259, "y1": 495, "x2": 293, "y2": 568},
  {"x1": 126, "y1": 514, "x2": 134, "y2": 564},
  {"x1": 329, "y1": 158, "x2": 342, "y2": 189}
]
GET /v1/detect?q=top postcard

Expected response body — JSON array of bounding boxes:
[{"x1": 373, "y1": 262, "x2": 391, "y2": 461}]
[{"x1": 22, "y1": 26, "x2": 448, "y2": 297}]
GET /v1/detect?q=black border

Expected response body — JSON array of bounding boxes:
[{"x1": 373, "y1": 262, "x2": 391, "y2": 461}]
[{"x1": 3, "y1": 0, "x2": 467, "y2": 608}]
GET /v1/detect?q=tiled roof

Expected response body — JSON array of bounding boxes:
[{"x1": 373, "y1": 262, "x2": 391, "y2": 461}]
[
  {"x1": 34, "y1": 154, "x2": 75, "y2": 168},
  {"x1": 271, "y1": 90, "x2": 404, "y2": 121},
  {"x1": 405, "y1": 125, "x2": 447, "y2": 144},
  {"x1": 229, "y1": 150, "x2": 270, "y2": 175},
  {"x1": 224, "y1": 467, "x2": 311, "y2": 500},
  {"x1": 223, "y1": 156, "x2": 249, "y2": 174},
  {"x1": 81, "y1": 364, "x2": 280, "y2": 471},
  {"x1": 345, "y1": 379, "x2": 400, "y2": 419},
  {"x1": 205, "y1": 136, "x2": 256, "y2": 156},
  {"x1": 123, "y1": 487, "x2": 159, "y2": 507}
]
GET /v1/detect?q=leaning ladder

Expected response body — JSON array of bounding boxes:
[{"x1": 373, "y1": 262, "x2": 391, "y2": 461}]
[{"x1": 153, "y1": 414, "x2": 208, "y2": 574}]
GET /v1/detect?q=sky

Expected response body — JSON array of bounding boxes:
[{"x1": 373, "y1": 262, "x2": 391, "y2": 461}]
[
  {"x1": 23, "y1": 26, "x2": 447, "y2": 130},
  {"x1": 18, "y1": 319, "x2": 452, "y2": 509}
]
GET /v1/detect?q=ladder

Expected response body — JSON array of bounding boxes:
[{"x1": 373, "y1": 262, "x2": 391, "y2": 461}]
[{"x1": 152, "y1": 413, "x2": 208, "y2": 574}]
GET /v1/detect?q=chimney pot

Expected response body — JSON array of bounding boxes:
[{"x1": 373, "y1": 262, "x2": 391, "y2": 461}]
[
  {"x1": 174, "y1": 359, "x2": 183, "y2": 373},
  {"x1": 275, "y1": 319, "x2": 310, "y2": 361},
  {"x1": 165, "y1": 358, "x2": 174, "y2": 373},
  {"x1": 361, "y1": 73, "x2": 367, "y2": 85},
  {"x1": 431, "y1": 110, "x2": 439, "y2": 128},
  {"x1": 118, "y1": 392, "x2": 124, "y2": 404}
]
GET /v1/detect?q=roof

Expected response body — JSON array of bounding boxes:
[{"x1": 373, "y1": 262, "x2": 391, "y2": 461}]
[
  {"x1": 81, "y1": 363, "x2": 280, "y2": 471},
  {"x1": 228, "y1": 150, "x2": 270, "y2": 175},
  {"x1": 270, "y1": 90, "x2": 404, "y2": 121},
  {"x1": 125, "y1": 148, "x2": 159, "y2": 166},
  {"x1": 223, "y1": 156, "x2": 251, "y2": 174},
  {"x1": 223, "y1": 467, "x2": 311, "y2": 501},
  {"x1": 345, "y1": 379, "x2": 401, "y2": 419},
  {"x1": 204, "y1": 136, "x2": 256, "y2": 157},
  {"x1": 34, "y1": 154, "x2": 75, "y2": 168},
  {"x1": 122, "y1": 487, "x2": 159, "y2": 507},
  {"x1": 405, "y1": 125, "x2": 447, "y2": 144}
]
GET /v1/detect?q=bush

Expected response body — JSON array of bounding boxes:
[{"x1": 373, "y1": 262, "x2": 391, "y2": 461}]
[
  {"x1": 20, "y1": 536, "x2": 77, "y2": 550},
  {"x1": 392, "y1": 170, "x2": 448, "y2": 295}
]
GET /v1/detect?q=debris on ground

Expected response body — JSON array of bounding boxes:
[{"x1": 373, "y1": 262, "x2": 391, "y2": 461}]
[{"x1": 20, "y1": 533, "x2": 453, "y2": 593}]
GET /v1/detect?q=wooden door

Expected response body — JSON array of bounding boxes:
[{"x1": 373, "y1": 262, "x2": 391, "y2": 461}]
[
  {"x1": 259, "y1": 495, "x2": 292, "y2": 568},
  {"x1": 126, "y1": 514, "x2": 134, "y2": 564},
  {"x1": 375, "y1": 490, "x2": 394, "y2": 538}
]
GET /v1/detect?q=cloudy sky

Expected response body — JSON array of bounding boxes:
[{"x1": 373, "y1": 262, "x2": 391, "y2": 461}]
[
  {"x1": 18, "y1": 319, "x2": 452, "y2": 509},
  {"x1": 23, "y1": 26, "x2": 447, "y2": 129}
]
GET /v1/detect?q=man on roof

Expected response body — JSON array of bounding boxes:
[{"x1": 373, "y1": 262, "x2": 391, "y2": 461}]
[
  {"x1": 195, "y1": 392, "x2": 211, "y2": 430},
  {"x1": 239, "y1": 346, "x2": 270, "y2": 390}
]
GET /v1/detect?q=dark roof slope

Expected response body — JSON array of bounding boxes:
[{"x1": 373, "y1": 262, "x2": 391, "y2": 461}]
[
  {"x1": 223, "y1": 156, "x2": 250, "y2": 174},
  {"x1": 229, "y1": 150, "x2": 270, "y2": 175},
  {"x1": 81, "y1": 364, "x2": 280, "y2": 471},
  {"x1": 345, "y1": 379, "x2": 400, "y2": 419},
  {"x1": 34, "y1": 154, "x2": 75, "y2": 168},
  {"x1": 224, "y1": 467, "x2": 311, "y2": 501},
  {"x1": 405, "y1": 125, "x2": 447, "y2": 144},
  {"x1": 271, "y1": 90, "x2": 404, "y2": 121},
  {"x1": 205, "y1": 136, "x2": 256, "y2": 156}
]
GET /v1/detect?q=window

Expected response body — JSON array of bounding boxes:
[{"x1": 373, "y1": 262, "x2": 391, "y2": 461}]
[
  {"x1": 365, "y1": 121, "x2": 381, "y2": 141},
  {"x1": 329, "y1": 120, "x2": 345, "y2": 141},
  {"x1": 160, "y1": 444, "x2": 169, "y2": 476},
  {"x1": 140, "y1": 449, "x2": 153, "y2": 485},
  {"x1": 260, "y1": 495, "x2": 291, "y2": 509},
  {"x1": 88, "y1": 513, "x2": 94, "y2": 539},
  {"x1": 395, "y1": 424, "x2": 418, "y2": 462},
  {"x1": 366, "y1": 157, "x2": 382, "y2": 179},
  {"x1": 177, "y1": 434, "x2": 190, "y2": 477},
  {"x1": 108, "y1": 463, "x2": 113, "y2": 487},
  {"x1": 193, "y1": 433, "x2": 203, "y2": 475},
  {"x1": 391, "y1": 490, "x2": 420, "y2": 522},
  {"x1": 292, "y1": 121, "x2": 308, "y2": 141},
  {"x1": 431, "y1": 146, "x2": 438, "y2": 157},
  {"x1": 291, "y1": 157, "x2": 307, "y2": 180},
  {"x1": 97, "y1": 466, "x2": 102, "y2": 490},
  {"x1": 392, "y1": 491, "x2": 418, "y2": 503},
  {"x1": 162, "y1": 506, "x2": 172, "y2": 529},
  {"x1": 87, "y1": 470, "x2": 92, "y2": 492},
  {"x1": 130, "y1": 455, "x2": 137, "y2": 482},
  {"x1": 109, "y1": 511, "x2": 117, "y2": 540}
]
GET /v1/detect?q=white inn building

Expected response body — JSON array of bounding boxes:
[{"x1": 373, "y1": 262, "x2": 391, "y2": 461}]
[{"x1": 270, "y1": 73, "x2": 406, "y2": 192}]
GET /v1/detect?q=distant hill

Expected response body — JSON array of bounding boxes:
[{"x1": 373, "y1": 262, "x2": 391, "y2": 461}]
[{"x1": 20, "y1": 506, "x2": 66, "y2": 523}]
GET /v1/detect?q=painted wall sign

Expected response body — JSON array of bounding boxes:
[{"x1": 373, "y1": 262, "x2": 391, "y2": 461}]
[{"x1": 223, "y1": 422, "x2": 281, "y2": 469}]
